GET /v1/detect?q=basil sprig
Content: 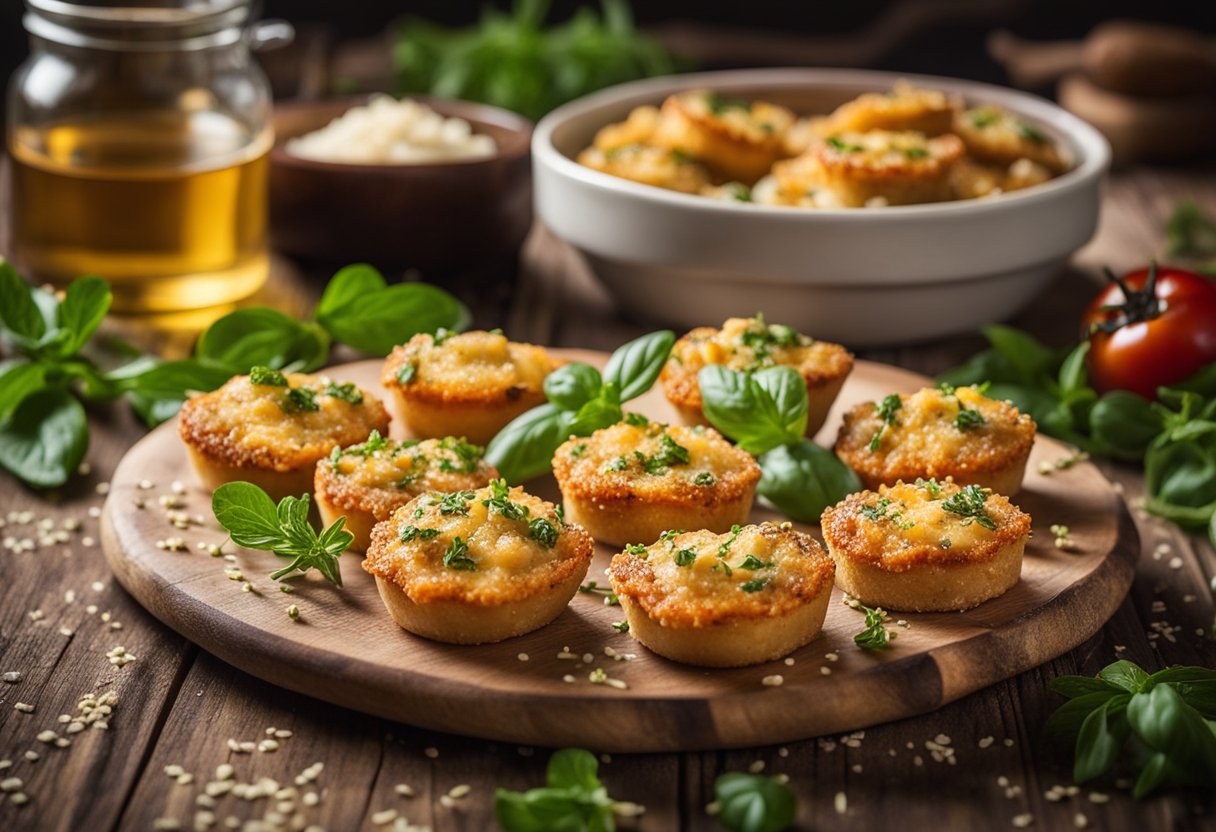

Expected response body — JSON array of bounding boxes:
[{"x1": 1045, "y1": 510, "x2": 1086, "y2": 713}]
[
  {"x1": 1045, "y1": 660, "x2": 1216, "y2": 798},
  {"x1": 713, "y1": 772, "x2": 797, "y2": 832},
  {"x1": 939, "y1": 324, "x2": 1216, "y2": 531},
  {"x1": 485, "y1": 330, "x2": 675, "y2": 483},
  {"x1": 495, "y1": 748, "x2": 620, "y2": 831},
  {"x1": 211, "y1": 482, "x2": 350, "y2": 586},
  {"x1": 698, "y1": 366, "x2": 860, "y2": 522},
  {"x1": 0, "y1": 261, "x2": 467, "y2": 489}
]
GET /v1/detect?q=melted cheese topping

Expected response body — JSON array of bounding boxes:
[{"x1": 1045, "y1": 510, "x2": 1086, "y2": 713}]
[
  {"x1": 554, "y1": 421, "x2": 758, "y2": 503},
  {"x1": 954, "y1": 106, "x2": 1066, "y2": 172},
  {"x1": 383, "y1": 330, "x2": 556, "y2": 404},
  {"x1": 822, "y1": 82, "x2": 956, "y2": 135},
  {"x1": 577, "y1": 144, "x2": 710, "y2": 194},
  {"x1": 822, "y1": 479, "x2": 1031, "y2": 571},
  {"x1": 609, "y1": 523, "x2": 834, "y2": 628},
  {"x1": 674, "y1": 91, "x2": 796, "y2": 146},
  {"x1": 178, "y1": 372, "x2": 389, "y2": 471},
  {"x1": 815, "y1": 129, "x2": 964, "y2": 173},
  {"x1": 362, "y1": 484, "x2": 591, "y2": 605}
]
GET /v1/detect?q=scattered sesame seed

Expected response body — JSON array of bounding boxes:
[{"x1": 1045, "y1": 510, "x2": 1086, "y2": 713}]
[
  {"x1": 1087, "y1": 792, "x2": 1110, "y2": 804},
  {"x1": 851, "y1": 763, "x2": 862, "y2": 774},
  {"x1": 274, "y1": 729, "x2": 292, "y2": 739},
  {"x1": 23, "y1": 751, "x2": 37, "y2": 762},
  {"x1": 1073, "y1": 813, "x2": 1088, "y2": 829},
  {"x1": 824, "y1": 652, "x2": 839, "y2": 662},
  {"x1": 2, "y1": 672, "x2": 21, "y2": 684},
  {"x1": 820, "y1": 666, "x2": 832, "y2": 676},
  {"x1": 95, "y1": 482, "x2": 111, "y2": 496},
  {"x1": 393, "y1": 784, "x2": 415, "y2": 798},
  {"x1": 448, "y1": 784, "x2": 471, "y2": 799},
  {"x1": 439, "y1": 795, "x2": 456, "y2": 809},
  {"x1": 1168, "y1": 557, "x2": 1183, "y2": 569},
  {"x1": 1, "y1": 777, "x2": 22, "y2": 792},
  {"x1": 302, "y1": 792, "x2": 320, "y2": 807},
  {"x1": 762, "y1": 674, "x2": 784, "y2": 687},
  {"x1": 1003, "y1": 738, "x2": 1014, "y2": 747},
  {"x1": 748, "y1": 760, "x2": 765, "y2": 774},
  {"x1": 1012, "y1": 813, "x2": 1034, "y2": 828},
  {"x1": 834, "y1": 792, "x2": 847, "y2": 815},
  {"x1": 14, "y1": 702, "x2": 34, "y2": 713},
  {"x1": 517, "y1": 653, "x2": 529, "y2": 662},
  {"x1": 783, "y1": 657, "x2": 795, "y2": 666},
  {"x1": 562, "y1": 674, "x2": 576, "y2": 683},
  {"x1": 10, "y1": 792, "x2": 29, "y2": 806},
  {"x1": 913, "y1": 756, "x2": 923, "y2": 766},
  {"x1": 152, "y1": 819, "x2": 181, "y2": 830},
  {"x1": 979, "y1": 736, "x2": 994, "y2": 748},
  {"x1": 424, "y1": 747, "x2": 439, "y2": 759},
  {"x1": 371, "y1": 809, "x2": 398, "y2": 825}
]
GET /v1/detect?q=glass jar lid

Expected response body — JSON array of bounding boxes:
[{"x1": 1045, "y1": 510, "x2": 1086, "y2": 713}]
[{"x1": 24, "y1": 0, "x2": 258, "y2": 51}]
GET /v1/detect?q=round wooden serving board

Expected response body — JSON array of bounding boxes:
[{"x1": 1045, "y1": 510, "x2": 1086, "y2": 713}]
[{"x1": 102, "y1": 353, "x2": 1138, "y2": 752}]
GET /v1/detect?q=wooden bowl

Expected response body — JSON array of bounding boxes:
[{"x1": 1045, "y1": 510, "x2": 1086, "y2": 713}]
[{"x1": 269, "y1": 97, "x2": 533, "y2": 271}]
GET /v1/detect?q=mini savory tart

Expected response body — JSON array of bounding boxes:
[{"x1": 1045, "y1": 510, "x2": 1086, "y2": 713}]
[
  {"x1": 589, "y1": 104, "x2": 662, "y2": 150},
  {"x1": 179, "y1": 367, "x2": 390, "y2": 501},
  {"x1": 577, "y1": 143, "x2": 710, "y2": 194},
  {"x1": 953, "y1": 106, "x2": 1067, "y2": 174},
  {"x1": 381, "y1": 329, "x2": 557, "y2": 445},
  {"x1": 821, "y1": 478, "x2": 1032, "y2": 612},
  {"x1": 651, "y1": 90, "x2": 797, "y2": 184},
  {"x1": 362, "y1": 481, "x2": 594, "y2": 644},
  {"x1": 819, "y1": 82, "x2": 959, "y2": 136},
  {"x1": 950, "y1": 157, "x2": 1055, "y2": 200},
  {"x1": 834, "y1": 384, "x2": 1036, "y2": 495},
  {"x1": 608, "y1": 522, "x2": 835, "y2": 667},
  {"x1": 314, "y1": 433, "x2": 496, "y2": 553},
  {"x1": 551, "y1": 417, "x2": 761, "y2": 547},
  {"x1": 774, "y1": 130, "x2": 966, "y2": 208},
  {"x1": 660, "y1": 315, "x2": 853, "y2": 436}
]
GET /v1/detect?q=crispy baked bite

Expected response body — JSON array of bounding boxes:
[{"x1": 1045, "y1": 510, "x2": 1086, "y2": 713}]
[
  {"x1": 821, "y1": 478, "x2": 1031, "y2": 612},
  {"x1": 314, "y1": 433, "x2": 496, "y2": 553},
  {"x1": 953, "y1": 106, "x2": 1067, "y2": 174},
  {"x1": 819, "y1": 82, "x2": 959, "y2": 137},
  {"x1": 773, "y1": 130, "x2": 966, "y2": 208},
  {"x1": 661, "y1": 315, "x2": 853, "y2": 436},
  {"x1": 577, "y1": 143, "x2": 711, "y2": 194},
  {"x1": 834, "y1": 384, "x2": 1035, "y2": 495},
  {"x1": 551, "y1": 417, "x2": 760, "y2": 547},
  {"x1": 608, "y1": 522, "x2": 835, "y2": 667},
  {"x1": 589, "y1": 104, "x2": 662, "y2": 150},
  {"x1": 381, "y1": 329, "x2": 557, "y2": 445},
  {"x1": 651, "y1": 90, "x2": 797, "y2": 184},
  {"x1": 362, "y1": 481, "x2": 593, "y2": 644},
  {"x1": 179, "y1": 367, "x2": 390, "y2": 501}
]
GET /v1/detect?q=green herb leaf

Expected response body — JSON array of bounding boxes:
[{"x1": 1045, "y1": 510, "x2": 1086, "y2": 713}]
[
  {"x1": 281, "y1": 387, "x2": 319, "y2": 414},
  {"x1": 0, "y1": 361, "x2": 46, "y2": 423},
  {"x1": 740, "y1": 577, "x2": 770, "y2": 592},
  {"x1": 714, "y1": 772, "x2": 796, "y2": 832},
  {"x1": 0, "y1": 387, "x2": 88, "y2": 489},
  {"x1": 1073, "y1": 695, "x2": 1131, "y2": 782},
  {"x1": 494, "y1": 747, "x2": 616, "y2": 832},
  {"x1": 757, "y1": 440, "x2": 861, "y2": 523},
  {"x1": 1166, "y1": 199, "x2": 1216, "y2": 260},
  {"x1": 1099, "y1": 660, "x2": 1151, "y2": 693},
  {"x1": 485, "y1": 403, "x2": 575, "y2": 484},
  {"x1": 55, "y1": 276, "x2": 111, "y2": 358},
  {"x1": 0, "y1": 261, "x2": 47, "y2": 342},
  {"x1": 852, "y1": 600, "x2": 892, "y2": 650},
  {"x1": 941, "y1": 484, "x2": 997, "y2": 530},
  {"x1": 603, "y1": 330, "x2": 675, "y2": 403},
  {"x1": 321, "y1": 381, "x2": 363, "y2": 404},
  {"x1": 211, "y1": 481, "x2": 284, "y2": 548},
  {"x1": 443, "y1": 536, "x2": 477, "y2": 570},
  {"x1": 544, "y1": 363, "x2": 604, "y2": 411},
  {"x1": 699, "y1": 366, "x2": 805, "y2": 455},
  {"x1": 400, "y1": 524, "x2": 440, "y2": 543},
  {"x1": 250, "y1": 366, "x2": 288, "y2": 386},
  {"x1": 196, "y1": 307, "x2": 331, "y2": 373},
  {"x1": 529, "y1": 517, "x2": 559, "y2": 548},
  {"x1": 674, "y1": 548, "x2": 696, "y2": 567}
]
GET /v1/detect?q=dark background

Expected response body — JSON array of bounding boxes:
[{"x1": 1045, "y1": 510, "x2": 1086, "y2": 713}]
[{"x1": 4, "y1": 0, "x2": 1214, "y2": 98}]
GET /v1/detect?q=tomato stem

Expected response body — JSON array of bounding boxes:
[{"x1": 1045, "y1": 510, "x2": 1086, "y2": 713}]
[{"x1": 1093, "y1": 261, "x2": 1162, "y2": 333}]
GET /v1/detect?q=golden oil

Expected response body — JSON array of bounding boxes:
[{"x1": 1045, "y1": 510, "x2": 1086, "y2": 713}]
[{"x1": 8, "y1": 110, "x2": 271, "y2": 313}]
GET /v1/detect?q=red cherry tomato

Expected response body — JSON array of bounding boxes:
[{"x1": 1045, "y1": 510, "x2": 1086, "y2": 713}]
[{"x1": 1082, "y1": 264, "x2": 1216, "y2": 400}]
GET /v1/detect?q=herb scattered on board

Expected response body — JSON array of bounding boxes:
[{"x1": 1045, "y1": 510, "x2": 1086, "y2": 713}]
[
  {"x1": 495, "y1": 747, "x2": 627, "y2": 831},
  {"x1": 1044, "y1": 660, "x2": 1216, "y2": 798},
  {"x1": 578, "y1": 580, "x2": 619, "y2": 606},
  {"x1": 485, "y1": 329, "x2": 676, "y2": 483},
  {"x1": 851, "y1": 599, "x2": 893, "y2": 651},
  {"x1": 699, "y1": 364, "x2": 860, "y2": 522},
  {"x1": 0, "y1": 262, "x2": 467, "y2": 489},
  {"x1": 393, "y1": 0, "x2": 677, "y2": 123},
  {"x1": 211, "y1": 482, "x2": 349, "y2": 587},
  {"x1": 713, "y1": 772, "x2": 797, "y2": 832}
]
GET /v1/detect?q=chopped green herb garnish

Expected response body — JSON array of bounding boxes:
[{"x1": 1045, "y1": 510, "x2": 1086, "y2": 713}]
[
  {"x1": 705, "y1": 92, "x2": 750, "y2": 115},
  {"x1": 442, "y1": 536, "x2": 476, "y2": 570},
  {"x1": 717, "y1": 524, "x2": 743, "y2": 558},
  {"x1": 869, "y1": 393, "x2": 903, "y2": 452},
  {"x1": 400, "y1": 524, "x2": 440, "y2": 543},
  {"x1": 438, "y1": 490, "x2": 477, "y2": 516},
  {"x1": 941, "y1": 484, "x2": 997, "y2": 530},
  {"x1": 738, "y1": 555, "x2": 772, "y2": 570},
  {"x1": 694, "y1": 471, "x2": 717, "y2": 486},
  {"x1": 644, "y1": 432, "x2": 690, "y2": 473},
  {"x1": 740, "y1": 577, "x2": 770, "y2": 592},
  {"x1": 482, "y1": 478, "x2": 529, "y2": 521},
  {"x1": 611, "y1": 620, "x2": 630, "y2": 633},
  {"x1": 955, "y1": 407, "x2": 986, "y2": 431},
  {"x1": 624, "y1": 412, "x2": 649, "y2": 427},
  {"x1": 1018, "y1": 122, "x2": 1047, "y2": 144},
  {"x1": 396, "y1": 362, "x2": 417, "y2": 384},
  {"x1": 916, "y1": 477, "x2": 942, "y2": 498},
  {"x1": 432, "y1": 327, "x2": 456, "y2": 347},
  {"x1": 940, "y1": 537, "x2": 952, "y2": 549},
  {"x1": 436, "y1": 436, "x2": 484, "y2": 473},
  {"x1": 968, "y1": 109, "x2": 998, "y2": 128},
  {"x1": 569, "y1": 443, "x2": 587, "y2": 458},
  {"x1": 902, "y1": 147, "x2": 929, "y2": 159},
  {"x1": 860, "y1": 497, "x2": 893, "y2": 522},
  {"x1": 674, "y1": 548, "x2": 696, "y2": 567},
  {"x1": 827, "y1": 136, "x2": 864, "y2": 153},
  {"x1": 280, "y1": 387, "x2": 319, "y2": 414},
  {"x1": 250, "y1": 366, "x2": 287, "y2": 386},
  {"x1": 603, "y1": 456, "x2": 629, "y2": 473},
  {"x1": 853, "y1": 600, "x2": 892, "y2": 650},
  {"x1": 321, "y1": 381, "x2": 363, "y2": 404},
  {"x1": 625, "y1": 544, "x2": 647, "y2": 556},
  {"x1": 529, "y1": 517, "x2": 558, "y2": 548}
]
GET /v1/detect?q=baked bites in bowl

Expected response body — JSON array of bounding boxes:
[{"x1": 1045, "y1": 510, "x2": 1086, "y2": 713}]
[
  {"x1": 362, "y1": 481, "x2": 593, "y2": 644},
  {"x1": 660, "y1": 315, "x2": 853, "y2": 436},
  {"x1": 835, "y1": 383, "x2": 1035, "y2": 495},
  {"x1": 381, "y1": 329, "x2": 558, "y2": 445},
  {"x1": 179, "y1": 367, "x2": 390, "y2": 501},
  {"x1": 608, "y1": 522, "x2": 835, "y2": 667},
  {"x1": 551, "y1": 417, "x2": 761, "y2": 547},
  {"x1": 821, "y1": 478, "x2": 1032, "y2": 612},
  {"x1": 314, "y1": 433, "x2": 496, "y2": 553}
]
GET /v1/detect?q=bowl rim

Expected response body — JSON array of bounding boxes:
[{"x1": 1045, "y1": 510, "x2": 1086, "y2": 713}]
[
  {"x1": 533, "y1": 67, "x2": 1110, "y2": 220},
  {"x1": 271, "y1": 94, "x2": 533, "y2": 174}
]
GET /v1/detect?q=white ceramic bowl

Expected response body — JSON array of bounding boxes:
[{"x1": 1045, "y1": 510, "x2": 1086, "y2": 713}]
[{"x1": 533, "y1": 68, "x2": 1110, "y2": 346}]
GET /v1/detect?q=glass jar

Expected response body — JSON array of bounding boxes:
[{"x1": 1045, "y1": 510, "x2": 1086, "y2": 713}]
[{"x1": 7, "y1": 0, "x2": 292, "y2": 312}]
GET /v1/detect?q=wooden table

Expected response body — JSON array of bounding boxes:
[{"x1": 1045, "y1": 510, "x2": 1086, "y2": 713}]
[{"x1": 1, "y1": 167, "x2": 1214, "y2": 832}]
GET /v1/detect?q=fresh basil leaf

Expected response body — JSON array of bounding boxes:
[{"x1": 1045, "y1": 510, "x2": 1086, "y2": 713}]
[
  {"x1": 1049, "y1": 674, "x2": 1122, "y2": 699},
  {"x1": 564, "y1": 387, "x2": 623, "y2": 437},
  {"x1": 1043, "y1": 690, "x2": 1122, "y2": 743},
  {"x1": 0, "y1": 387, "x2": 88, "y2": 489},
  {"x1": 1165, "y1": 362, "x2": 1216, "y2": 399},
  {"x1": 1147, "y1": 667, "x2": 1216, "y2": 717},
  {"x1": 494, "y1": 788, "x2": 596, "y2": 832},
  {"x1": 56, "y1": 276, "x2": 111, "y2": 357},
  {"x1": 315, "y1": 280, "x2": 470, "y2": 356},
  {"x1": 212, "y1": 481, "x2": 285, "y2": 549},
  {"x1": 752, "y1": 367, "x2": 809, "y2": 440},
  {"x1": 196, "y1": 308, "x2": 331, "y2": 373},
  {"x1": 983, "y1": 325, "x2": 1055, "y2": 385},
  {"x1": 699, "y1": 366, "x2": 790, "y2": 456},
  {"x1": 544, "y1": 363, "x2": 603, "y2": 411},
  {"x1": 935, "y1": 347, "x2": 1022, "y2": 389},
  {"x1": 1088, "y1": 392, "x2": 1164, "y2": 461},
  {"x1": 714, "y1": 772, "x2": 796, "y2": 832},
  {"x1": 1073, "y1": 695, "x2": 1130, "y2": 782},
  {"x1": 0, "y1": 260, "x2": 46, "y2": 341},
  {"x1": 117, "y1": 360, "x2": 235, "y2": 426},
  {"x1": 1144, "y1": 422, "x2": 1216, "y2": 528},
  {"x1": 0, "y1": 361, "x2": 46, "y2": 422},
  {"x1": 601, "y1": 329, "x2": 674, "y2": 402},
  {"x1": 1132, "y1": 752, "x2": 1176, "y2": 800},
  {"x1": 757, "y1": 440, "x2": 860, "y2": 523},
  {"x1": 485, "y1": 403, "x2": 575, "y2": 484},
  {"x1": 1126, "y1": 684, "x2": 1216, "y2": 796},
  {"x1": 547, "y1": 748, "x2": 603, "y2": 792},
  {"x1": 1056, "y1": 341, "x2": 1090, "y2": 398},
  {"x1": 314, "y1": 262, "x2": 386, "y2": 319},
  {"x1": 1099, "y1": 659, "x2": 1151, "y2": 693}
]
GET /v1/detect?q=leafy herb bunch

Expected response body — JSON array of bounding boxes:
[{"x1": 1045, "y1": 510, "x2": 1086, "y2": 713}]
[
  {"x1": 1045, "y1": 659, "x2": 1216, "y2": 799},
  {"x1": 698, "y1": 365, "x2": 861, "y2": 522},
  {"x1": 485, "y1": 330, "x2": 675, "y2": 483},
  {"x1": 940, "y1": 326, "x2": 1216, "y2": 537},
  {"x1": 0, "y1": 262, "x2": 467, "y2": 489}
]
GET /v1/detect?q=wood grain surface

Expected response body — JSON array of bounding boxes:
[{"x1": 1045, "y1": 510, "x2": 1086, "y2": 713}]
[{"x1": 100, "y1": 354, "x2": 1136, "y2": 752}]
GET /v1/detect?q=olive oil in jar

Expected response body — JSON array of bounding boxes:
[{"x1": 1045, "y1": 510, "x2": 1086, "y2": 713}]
[{"x1": 9, "y1": 110, "x2": 271, "y2": 312}]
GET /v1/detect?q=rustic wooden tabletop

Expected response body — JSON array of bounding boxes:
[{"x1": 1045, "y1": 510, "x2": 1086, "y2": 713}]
[{"x1": 1, "y1": 167, "x2": 1214, "y2": 832}]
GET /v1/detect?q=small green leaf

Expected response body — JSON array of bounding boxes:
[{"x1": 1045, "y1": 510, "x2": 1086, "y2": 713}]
[
  {"x1": 756, "y1": 440, "x2": 860, "y2": 523},
  {"x1": 212, "y1": 482, "x2": 284, "y2": 549},
  {"x1": 544, "y1": 363, "x2": 604, "y2": 411},
  {"x1": 315, "y1": 277, "x2": 470, "y2": 356},
  {"x1": 1073, "y1": 695, "x2": 1130, "y2": 782},
  {"x1": 0, "y1": 387, "x2": 89, "y2": 489},
  {"x1": 1099, "y1": 660, "x2": 1151, "y2": 693},
  {"x1": 602, "y1": 329, "x2": 674, "y2": 402},
  {"x1": 714, "y1": 772, "x2": 796, "y2": 832},
  {"x1": 1049, "y1": 675, "x2": 1121, "y2": 699},
  {"x1": 0, "y1": 260, "x2": 47, "y2": 340},
  {"x1": 484, "y1": 403, "x2": 574, "y2": 484},
  {"x1": 546, "y1": 748, "x2": 602, "y2": 792},
  {"x1": 196, "y1": 308, "x2": 331, "y2": 373},
  {"x1": 55, "y1": 276, "x2": 111, "y2": 357},
  {"x1": 0, "y1": 361, "x2": 47, "y2": 422}
]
